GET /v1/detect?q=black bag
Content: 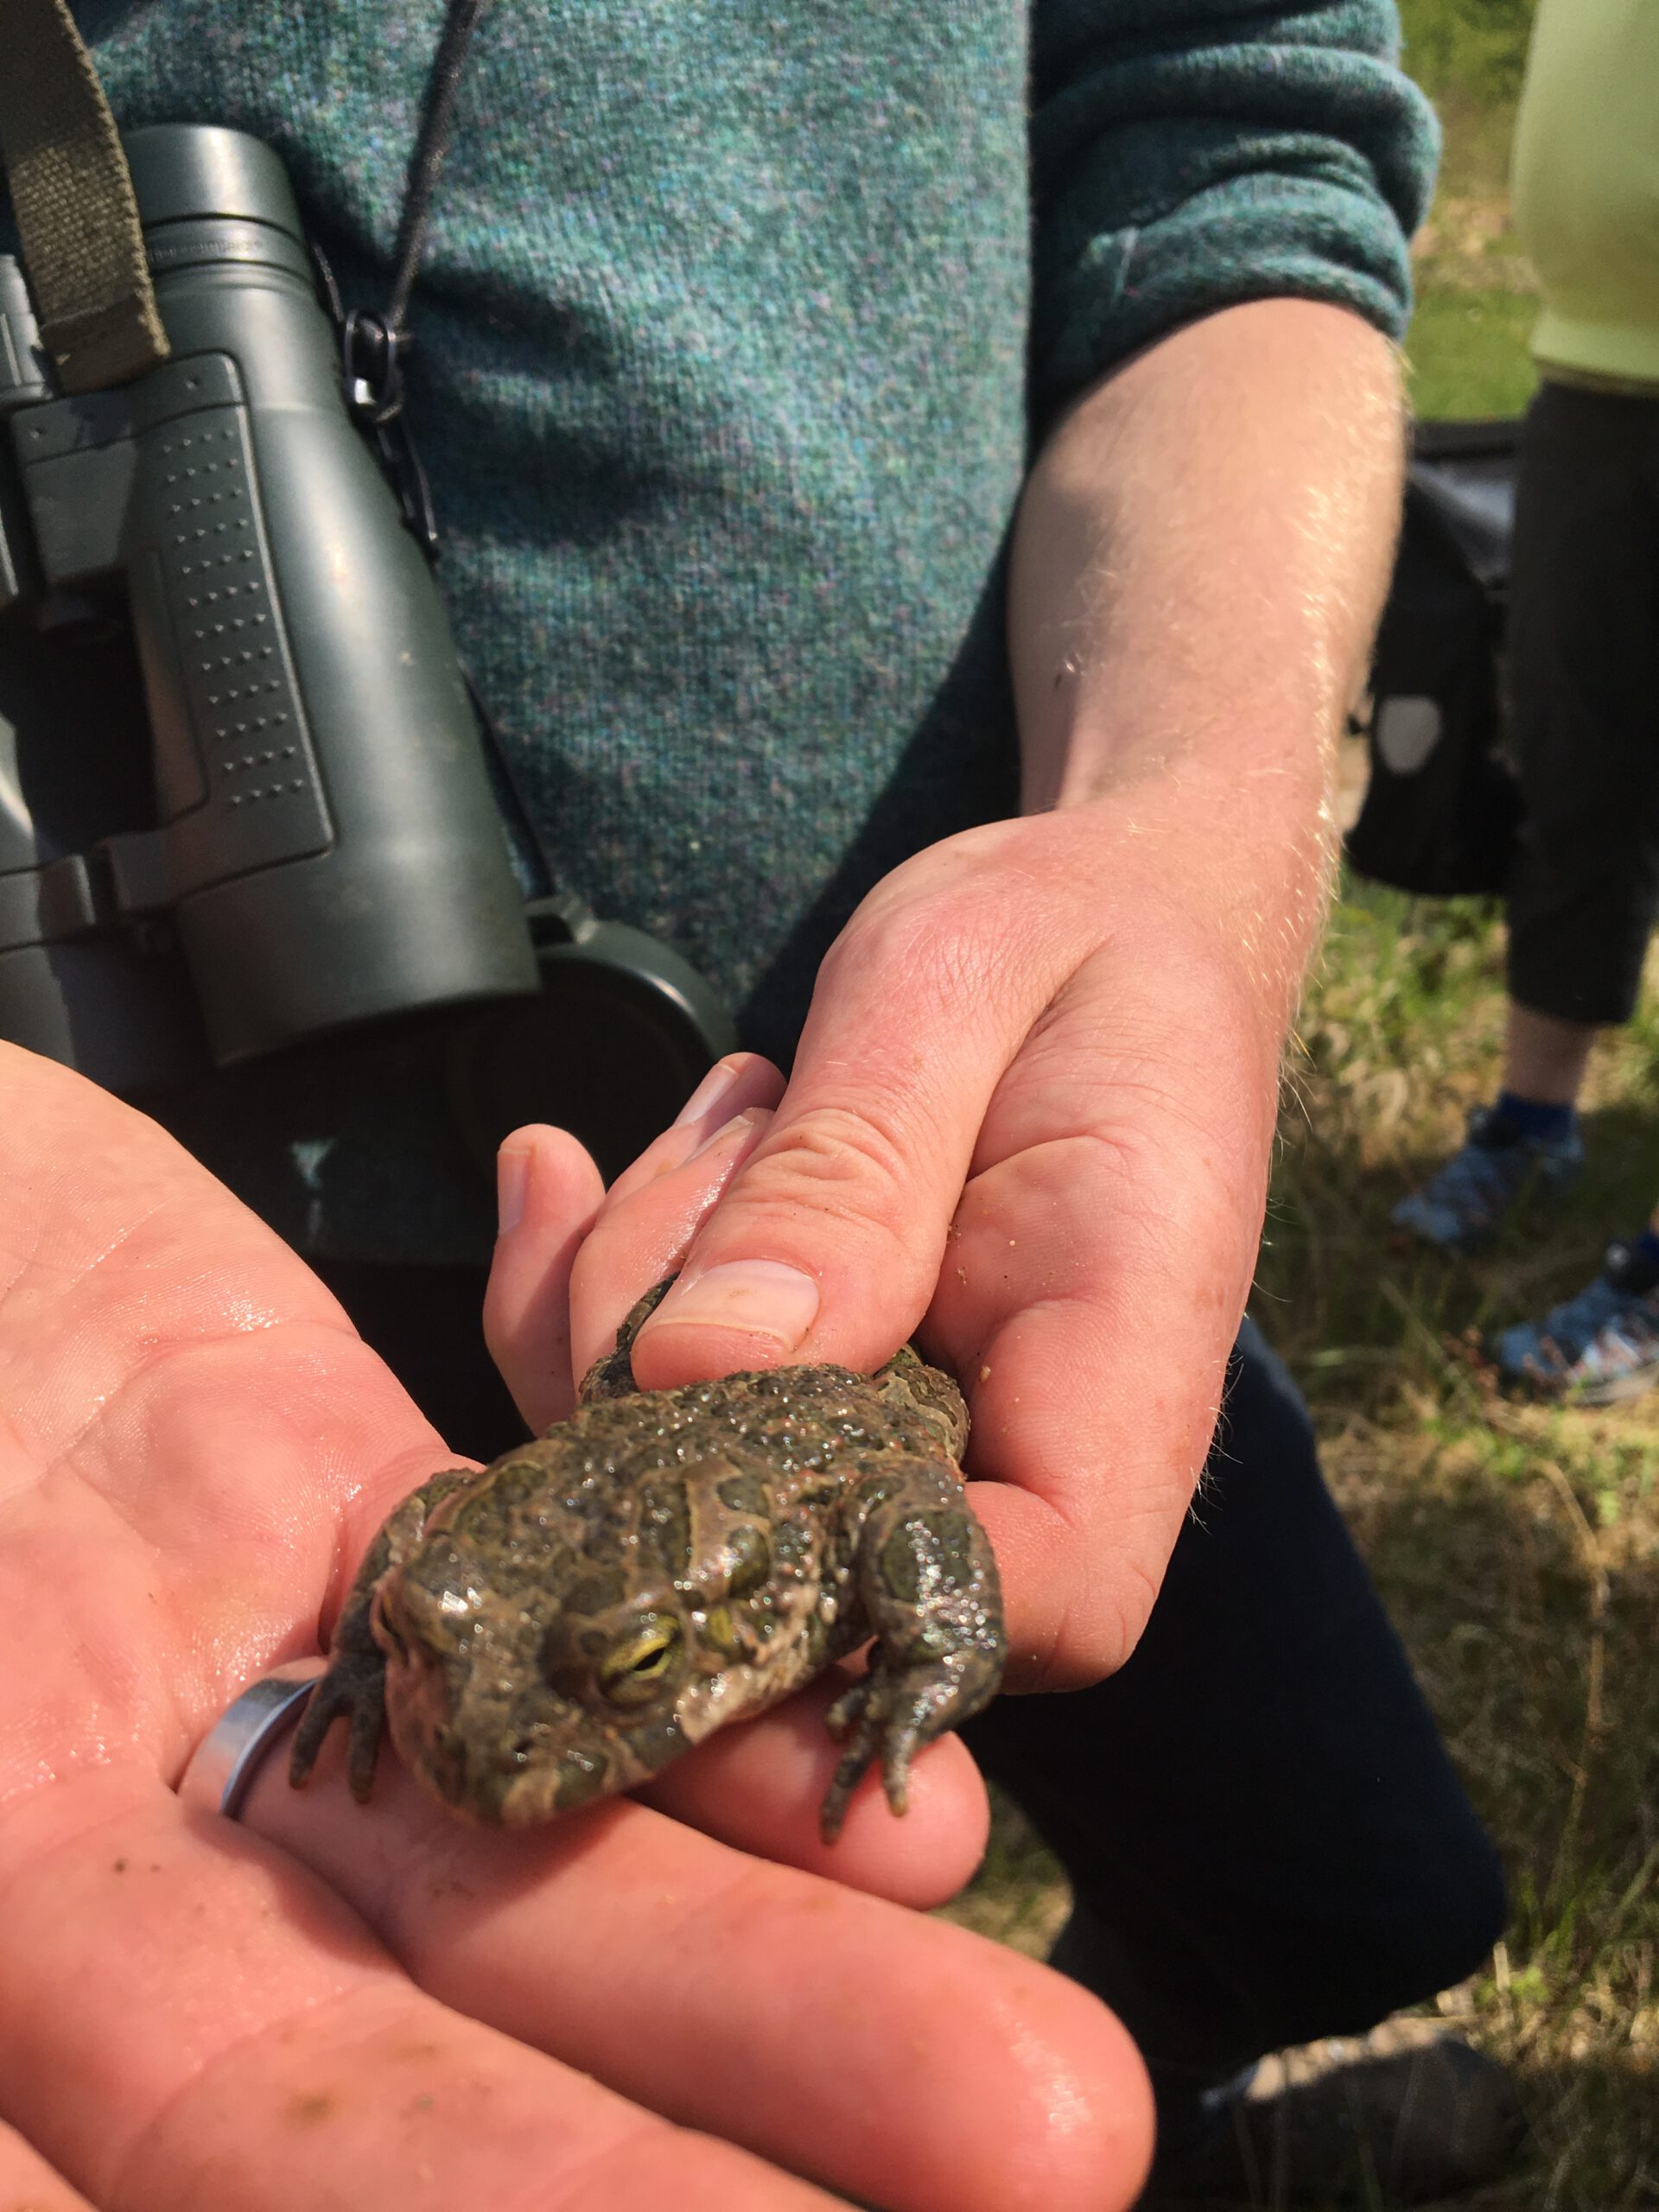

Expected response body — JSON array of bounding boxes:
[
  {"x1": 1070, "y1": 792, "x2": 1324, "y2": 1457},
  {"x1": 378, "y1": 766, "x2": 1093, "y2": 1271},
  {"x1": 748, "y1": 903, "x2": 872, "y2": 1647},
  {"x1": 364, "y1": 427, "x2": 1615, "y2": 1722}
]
[{"x1": 1346, "y1": 417, "x2": 1523, "y2": 897}]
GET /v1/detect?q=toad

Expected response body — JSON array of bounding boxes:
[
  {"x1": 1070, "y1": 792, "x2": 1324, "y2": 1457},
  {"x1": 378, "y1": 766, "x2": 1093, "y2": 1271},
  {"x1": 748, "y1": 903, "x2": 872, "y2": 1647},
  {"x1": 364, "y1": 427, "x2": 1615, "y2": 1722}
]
[{"x1": 289, "y1": 1281, "x2": 1005, "y2": 1840}]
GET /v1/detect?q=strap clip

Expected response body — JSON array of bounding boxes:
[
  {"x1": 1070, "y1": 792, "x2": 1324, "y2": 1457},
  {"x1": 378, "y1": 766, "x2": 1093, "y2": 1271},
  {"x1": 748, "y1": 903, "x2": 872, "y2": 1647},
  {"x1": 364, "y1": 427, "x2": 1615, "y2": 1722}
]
[{"x1": 339, "y1": 305, "x2": 440, "y2": 559}]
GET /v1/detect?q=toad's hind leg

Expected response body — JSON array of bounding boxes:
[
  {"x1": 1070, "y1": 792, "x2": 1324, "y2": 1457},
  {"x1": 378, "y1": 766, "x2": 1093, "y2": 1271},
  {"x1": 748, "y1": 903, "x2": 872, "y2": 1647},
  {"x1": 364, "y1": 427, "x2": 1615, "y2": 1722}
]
[
  {"x1": 870, "y1": 1344, "x2": 969, "y2": 1459},
  {"x1": 577, "y1": 1276, "x2": 677, "y2": 1403},
  {"x1": 289, "y1": 1465, "x2": 477, "y2": 1802},
  {"x1": 819, "y1": 1463, "x2": 1005, "y2": 1841}
]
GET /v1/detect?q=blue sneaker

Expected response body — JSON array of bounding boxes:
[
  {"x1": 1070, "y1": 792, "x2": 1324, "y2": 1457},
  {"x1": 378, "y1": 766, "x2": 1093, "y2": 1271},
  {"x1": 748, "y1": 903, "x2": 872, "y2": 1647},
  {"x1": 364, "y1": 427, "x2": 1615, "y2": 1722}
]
[
  {"x1": 1390, "y1": 1104, "x2": 1583, "y2": 1253},
  {"x1": 1491, "y1": 1238, "x2": 1659, "y2": 1404}
]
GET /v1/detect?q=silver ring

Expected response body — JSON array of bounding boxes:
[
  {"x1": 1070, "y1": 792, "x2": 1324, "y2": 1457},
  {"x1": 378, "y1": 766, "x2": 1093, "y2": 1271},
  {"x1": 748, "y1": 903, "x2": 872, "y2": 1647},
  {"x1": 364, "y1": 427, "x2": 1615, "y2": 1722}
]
[{"x1": 177, "y1": 1656, "x2": 327, "y2": 1820}]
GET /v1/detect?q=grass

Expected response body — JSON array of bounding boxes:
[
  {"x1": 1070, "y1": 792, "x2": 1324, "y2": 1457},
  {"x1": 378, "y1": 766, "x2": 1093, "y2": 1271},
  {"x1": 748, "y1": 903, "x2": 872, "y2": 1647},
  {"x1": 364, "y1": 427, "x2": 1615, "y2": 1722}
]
[
  {"x1": 1407, "y1": 288, "x2": 1539, "y2": 421},
  {"x1": 1260, "y1": 884, "x2": 1659, "y2": 2209},
  {"x1": 1399, "y1": 0, "x2": 1541, "y2": 423},
  {"x1": 941, "y1": 11, "x2": 1658, "y2": 2203}
]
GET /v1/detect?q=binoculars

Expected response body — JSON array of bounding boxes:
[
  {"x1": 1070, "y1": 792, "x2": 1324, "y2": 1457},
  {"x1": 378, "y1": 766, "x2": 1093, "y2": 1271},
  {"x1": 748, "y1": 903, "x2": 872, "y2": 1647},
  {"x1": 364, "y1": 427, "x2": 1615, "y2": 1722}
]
[
  {"x1": 0, "y1": 121, "x2": 538, "y2": 1095},
  {"x1": 0, "y1": 124, "x2": 732, "y2": 1158}
]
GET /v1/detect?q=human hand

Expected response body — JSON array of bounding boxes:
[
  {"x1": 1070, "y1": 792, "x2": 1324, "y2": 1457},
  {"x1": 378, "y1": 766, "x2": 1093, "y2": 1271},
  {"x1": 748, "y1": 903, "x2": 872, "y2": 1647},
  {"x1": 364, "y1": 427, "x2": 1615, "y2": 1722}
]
[
  {"x1": 486, "y1": 801, "x2": 1287, "y2": 1699},
  {"x1": 487, "y1": 305, "x2": 1407, "y2": 1703},
  {"x1": 0, "y1": 1045, "x2": 1152, "y2": 2212}
]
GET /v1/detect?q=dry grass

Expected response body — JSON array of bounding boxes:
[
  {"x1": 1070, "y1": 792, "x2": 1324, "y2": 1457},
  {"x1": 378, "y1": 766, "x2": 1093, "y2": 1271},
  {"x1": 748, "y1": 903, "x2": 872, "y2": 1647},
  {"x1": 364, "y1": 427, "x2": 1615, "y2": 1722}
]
[
  {"x1": 941, "y1": 882, "x2": 1659, "y2": 2208},
  {"x1": 1262, "y1": 885, "x2": 1659, "y2": 2209}
]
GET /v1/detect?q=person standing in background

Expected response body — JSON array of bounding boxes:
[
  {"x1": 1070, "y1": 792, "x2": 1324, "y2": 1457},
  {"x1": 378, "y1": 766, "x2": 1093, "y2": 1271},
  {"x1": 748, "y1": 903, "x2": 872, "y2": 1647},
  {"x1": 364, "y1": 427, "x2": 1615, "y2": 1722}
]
[{"x1": 1392, "y1": 0, "x2": 1659, "y2": 1400}]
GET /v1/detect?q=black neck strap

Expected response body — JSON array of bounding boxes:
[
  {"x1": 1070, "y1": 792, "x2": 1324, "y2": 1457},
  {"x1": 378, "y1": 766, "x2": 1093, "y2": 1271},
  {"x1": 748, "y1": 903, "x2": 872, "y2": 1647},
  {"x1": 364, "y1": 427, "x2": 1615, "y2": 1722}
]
[
  {"x1": 338, "y1": 0, "x2": 491, "y2": 555},
  {"x1": 385, "y1": 0, "x2": 490, "y2": 336}
]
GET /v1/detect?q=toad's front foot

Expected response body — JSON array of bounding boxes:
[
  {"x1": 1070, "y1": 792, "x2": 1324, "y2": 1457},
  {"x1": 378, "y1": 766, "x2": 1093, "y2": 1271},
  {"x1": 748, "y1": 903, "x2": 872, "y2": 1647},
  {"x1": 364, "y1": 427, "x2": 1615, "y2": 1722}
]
[
  {"x1": 289, "y1": 1649, "x2": 387, "y2": 1803},
  {"x1": 819, "y1": 1649, "x2": 992, "y2": 1843}
]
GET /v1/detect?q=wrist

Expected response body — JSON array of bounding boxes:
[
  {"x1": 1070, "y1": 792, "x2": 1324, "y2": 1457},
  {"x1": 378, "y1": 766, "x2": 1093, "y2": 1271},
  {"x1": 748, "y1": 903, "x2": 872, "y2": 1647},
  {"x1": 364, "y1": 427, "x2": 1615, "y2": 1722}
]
[{"x1": 1024, "y1": 747, "x2": 1336, "y2": 1065}]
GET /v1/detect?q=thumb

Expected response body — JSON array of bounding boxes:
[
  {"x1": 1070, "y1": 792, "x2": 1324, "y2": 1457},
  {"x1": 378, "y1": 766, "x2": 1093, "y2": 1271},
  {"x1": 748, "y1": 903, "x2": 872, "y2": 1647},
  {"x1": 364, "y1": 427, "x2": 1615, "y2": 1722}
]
[{"x1": 626, "y1": 892, "x2": 1044, "y2": 1390}]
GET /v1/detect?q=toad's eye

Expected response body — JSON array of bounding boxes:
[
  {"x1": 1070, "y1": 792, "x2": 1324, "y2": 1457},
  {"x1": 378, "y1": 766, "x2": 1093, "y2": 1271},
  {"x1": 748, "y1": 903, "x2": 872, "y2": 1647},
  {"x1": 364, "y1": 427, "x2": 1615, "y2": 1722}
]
[{"x1": 599, "y1": 1616, "x2": 684, "y2": 1708}]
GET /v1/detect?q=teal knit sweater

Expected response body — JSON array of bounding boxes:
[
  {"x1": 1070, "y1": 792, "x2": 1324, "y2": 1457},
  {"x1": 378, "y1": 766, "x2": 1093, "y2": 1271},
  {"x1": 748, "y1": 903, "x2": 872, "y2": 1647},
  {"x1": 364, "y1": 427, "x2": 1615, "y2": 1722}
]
[{"x1": 69, "y1": 1, "x2": 1434, "y2": 1261}]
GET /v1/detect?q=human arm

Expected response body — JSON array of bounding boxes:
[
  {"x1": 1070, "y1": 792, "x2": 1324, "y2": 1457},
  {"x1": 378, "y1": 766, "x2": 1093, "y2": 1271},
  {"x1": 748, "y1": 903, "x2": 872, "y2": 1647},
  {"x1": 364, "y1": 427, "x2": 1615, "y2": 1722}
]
[{"x1": 486, "y1": 292, "x2": 1407, "y2": 1690}]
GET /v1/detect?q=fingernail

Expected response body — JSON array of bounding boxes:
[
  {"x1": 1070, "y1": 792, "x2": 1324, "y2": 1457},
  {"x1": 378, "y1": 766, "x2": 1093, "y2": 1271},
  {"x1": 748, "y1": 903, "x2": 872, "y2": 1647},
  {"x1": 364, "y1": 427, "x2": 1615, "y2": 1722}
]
[
  {"x1": 645, "y1": 1260, "x2": 820, "y2": 1352},
  {"x1": 686, "y1": 1107, "x2": 761, "y2": 1162},
  {"x1": 671, "y1": 1057, "x2": 744, "y2": 1129},
  {"x1": 496, "y1": 1146, "x2": 531, "y2": 1235}
]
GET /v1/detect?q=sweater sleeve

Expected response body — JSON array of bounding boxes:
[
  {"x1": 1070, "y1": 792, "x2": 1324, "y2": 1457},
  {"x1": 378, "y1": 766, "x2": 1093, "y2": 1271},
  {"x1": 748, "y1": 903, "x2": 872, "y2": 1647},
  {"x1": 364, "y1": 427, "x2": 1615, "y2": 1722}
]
[{"x1": 1029, "y1": 0, "x2": 1440, "y2": 420}]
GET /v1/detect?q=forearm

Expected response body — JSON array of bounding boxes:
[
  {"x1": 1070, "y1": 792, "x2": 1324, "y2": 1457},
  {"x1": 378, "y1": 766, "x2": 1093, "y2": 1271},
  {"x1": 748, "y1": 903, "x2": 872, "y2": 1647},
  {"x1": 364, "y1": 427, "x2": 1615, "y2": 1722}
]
[{"x1": 1010, "y1": 297, "x2": 1406, "y2": 1048}]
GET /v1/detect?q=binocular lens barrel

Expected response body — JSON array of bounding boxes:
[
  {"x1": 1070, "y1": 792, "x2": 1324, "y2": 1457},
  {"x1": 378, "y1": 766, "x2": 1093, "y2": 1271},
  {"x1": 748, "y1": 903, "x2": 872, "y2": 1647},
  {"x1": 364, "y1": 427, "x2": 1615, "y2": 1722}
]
[{"x1": 0, "y1": 124, "x2": 537, "y2": 1088}]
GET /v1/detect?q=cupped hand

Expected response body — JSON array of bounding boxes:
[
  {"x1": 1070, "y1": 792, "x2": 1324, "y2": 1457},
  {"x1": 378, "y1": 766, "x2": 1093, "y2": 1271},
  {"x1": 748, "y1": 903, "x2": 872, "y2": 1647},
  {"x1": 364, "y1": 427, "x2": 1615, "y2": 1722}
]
[
  {"x1": 486, "y1": 802, "x2": 1286, "y2": 1694},
  {"x1": 0, "y1": 1045, "x2": 1152, "y2": 2212}
]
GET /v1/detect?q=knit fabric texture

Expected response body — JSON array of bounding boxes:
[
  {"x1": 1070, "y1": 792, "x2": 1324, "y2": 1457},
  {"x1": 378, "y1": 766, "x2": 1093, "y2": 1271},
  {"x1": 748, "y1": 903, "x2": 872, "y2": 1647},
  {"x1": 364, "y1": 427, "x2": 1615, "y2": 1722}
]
[{"x1": 44, "y1": 1, "x2": 1433, "y2": 1261}]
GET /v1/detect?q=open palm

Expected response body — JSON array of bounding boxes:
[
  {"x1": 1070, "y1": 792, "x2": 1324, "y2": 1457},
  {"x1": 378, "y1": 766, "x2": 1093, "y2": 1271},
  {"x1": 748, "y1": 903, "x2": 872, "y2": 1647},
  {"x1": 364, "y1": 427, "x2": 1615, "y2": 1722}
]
[{"x1": 0, "y1": 1045, "x2": 1150, "y2": 2212}]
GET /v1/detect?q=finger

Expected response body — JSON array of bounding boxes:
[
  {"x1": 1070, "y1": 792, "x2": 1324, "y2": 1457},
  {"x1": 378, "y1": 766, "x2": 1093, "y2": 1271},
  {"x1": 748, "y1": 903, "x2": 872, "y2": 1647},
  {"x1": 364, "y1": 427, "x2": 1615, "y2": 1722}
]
[
  {"x1": 482, "y1": 1061, "x2": 789, "y2": 1430},
  {"x1": 636, "y1": 1672, "x2": 989, "y2": 1906},
  {"x1": 564, "y1": 1102, "x2": 776, "y2": 1383},
  {"x1": 482, "y1": 1122, "x2": 607, "y2": 1430},
  {"x1": 0, "y1": 2121, "x2": 99, "y2": 2211},
  {"x1": 626, "y1": 827, "x2": 1070, "y2": 1391},
  {"x1": 929, "y1": 951, "x2": 1276, "y2": 1688},
  {"x1": 0, "y1": 1764, "x2": 844, "y2": 2212},
  {"x1": 245, "y1": 1729, "x2": 1154, "y2": 2212},
  {"x1": 604, "y1": 1053, "x2": 786, "y2": 1205}
]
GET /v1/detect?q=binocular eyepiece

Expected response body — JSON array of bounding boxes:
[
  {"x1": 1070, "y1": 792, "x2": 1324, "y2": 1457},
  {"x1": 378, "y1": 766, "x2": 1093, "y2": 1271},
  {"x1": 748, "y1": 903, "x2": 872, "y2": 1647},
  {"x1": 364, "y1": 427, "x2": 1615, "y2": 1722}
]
[{"x1": 0, "y1": 125, "x2": 540, "y2": 1091}]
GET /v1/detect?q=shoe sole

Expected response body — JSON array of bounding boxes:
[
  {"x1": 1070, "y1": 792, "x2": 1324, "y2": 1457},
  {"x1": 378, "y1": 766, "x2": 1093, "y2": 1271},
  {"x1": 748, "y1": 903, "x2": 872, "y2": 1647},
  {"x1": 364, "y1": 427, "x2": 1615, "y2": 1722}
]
[
  {"x1": 1494, "y1": 1362, "x2": 1659, "y2": 1408},
  {"x1": 1564, "y1": 1366, "x2": 1659, "y2": 1408},
  {"x1": 1389, "y1": 1159, "x2": 1582, "y2": 1261}
]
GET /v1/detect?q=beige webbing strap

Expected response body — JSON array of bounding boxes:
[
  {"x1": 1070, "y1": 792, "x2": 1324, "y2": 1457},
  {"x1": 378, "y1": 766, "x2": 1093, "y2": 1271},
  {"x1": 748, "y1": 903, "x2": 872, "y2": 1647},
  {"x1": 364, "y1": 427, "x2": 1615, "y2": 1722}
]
[{"x1": 0, "y1": 0, "x2": 168, "y2": 391}]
